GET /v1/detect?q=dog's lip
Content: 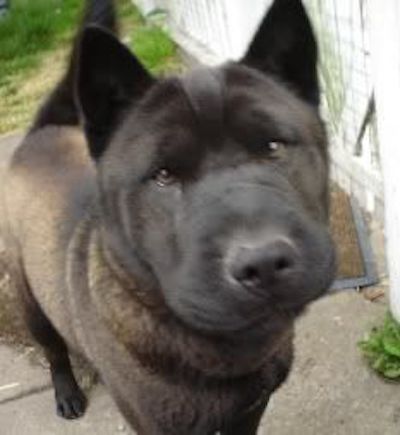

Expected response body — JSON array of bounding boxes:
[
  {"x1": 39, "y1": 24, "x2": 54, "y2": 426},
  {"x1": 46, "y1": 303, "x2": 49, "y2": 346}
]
[{"x1": 164, "y1": 292, "x2": 293, "y2": 339}]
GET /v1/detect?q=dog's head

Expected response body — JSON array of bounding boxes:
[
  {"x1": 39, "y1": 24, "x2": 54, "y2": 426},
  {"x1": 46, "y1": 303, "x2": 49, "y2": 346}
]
[{"x1": 76, "y1": 0, "x2": 335, "y2": 339}]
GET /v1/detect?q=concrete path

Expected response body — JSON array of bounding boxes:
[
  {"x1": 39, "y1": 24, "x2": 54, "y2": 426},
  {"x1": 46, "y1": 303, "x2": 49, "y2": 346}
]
[
  {"x1": 0, "y1": 292, "x2": 397, "y2": 435},
  {"x1": 0, "y1": 134, "x2": 398, "y2": 434},
  {"x1": 263, "y1": 291, "x2": 398, "y2": 435}
]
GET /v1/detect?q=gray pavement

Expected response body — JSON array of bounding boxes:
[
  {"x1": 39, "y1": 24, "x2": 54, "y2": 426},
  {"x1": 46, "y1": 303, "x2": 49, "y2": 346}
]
[
  {"x1": 0, "y1": 134, "x2": 398, "y2": 434},
  {"x1": 0, "y1": 291, "x2": 397, "y2": 435},
  {"x1": 263, "y1": 291, "x2": 398, "y2": 435}
]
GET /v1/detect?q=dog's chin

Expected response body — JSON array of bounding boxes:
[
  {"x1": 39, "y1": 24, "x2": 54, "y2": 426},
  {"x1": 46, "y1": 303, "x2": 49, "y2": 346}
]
[{"x1": 163, "y1": 292, "x2": 294, "y2": 343}]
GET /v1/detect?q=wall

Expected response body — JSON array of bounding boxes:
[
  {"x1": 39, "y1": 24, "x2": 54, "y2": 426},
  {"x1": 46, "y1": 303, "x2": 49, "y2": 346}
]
[{"x1": 370, "y1": 0, "x2": 400, "y2": 321}]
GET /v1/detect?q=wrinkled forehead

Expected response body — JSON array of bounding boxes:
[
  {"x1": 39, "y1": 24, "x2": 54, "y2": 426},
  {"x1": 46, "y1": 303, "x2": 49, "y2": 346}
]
[
  {"x1": 149, "y1": 64, "x2": 316, "y2": 130},
  {"x1": 134, "y1": 67, "x2": 227, "y2": 144},
  {"x1": 106, "y1": 68, "x2": 227, "y2": 174},
  {"x1": 103, "y1": 64, "x2": 324, "y2": 184},
  {"x1": 119, "y1": 63, "x2": 322, "y2": 154},
  {"x1": 178, "y1": 67, "x2": 225, "y2": 139}
]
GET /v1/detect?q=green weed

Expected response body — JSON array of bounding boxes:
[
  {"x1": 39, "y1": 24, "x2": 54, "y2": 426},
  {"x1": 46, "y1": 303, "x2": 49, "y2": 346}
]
[{"x1": 359, "y1": 312, "x2": 400, "y2": 380}]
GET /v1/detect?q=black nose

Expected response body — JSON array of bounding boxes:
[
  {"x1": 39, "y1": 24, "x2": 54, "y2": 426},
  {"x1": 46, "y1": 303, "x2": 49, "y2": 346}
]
[{"x1": 229, "y1": 240, "x2": 297, "y2": 289}]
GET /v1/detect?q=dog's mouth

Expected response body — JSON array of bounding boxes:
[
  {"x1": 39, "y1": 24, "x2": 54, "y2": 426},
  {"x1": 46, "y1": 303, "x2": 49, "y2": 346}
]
[
  {"x1": 160, "y1": 277, "x2": 306, "y2": 342},
  {"x1": 156, "y1": 240, "x2": 335, "y2": 339}
]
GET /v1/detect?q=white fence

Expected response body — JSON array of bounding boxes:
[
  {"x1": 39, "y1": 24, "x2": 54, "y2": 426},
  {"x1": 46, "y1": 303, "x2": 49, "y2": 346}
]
[
  {"x1": 308, "y1": 0, "x2": 383, "y2": 220},
  {"x1": 369, "y1": 0, "x2": 400, "y2": 321},
  {"x1": 135, "y1": 0, "x2": 383, "y2": 218},
  {"x1": 133, "y1": 0, "x2": 400, "y2": 319},
  {"x1": 135, "y1": 0, "x2": 271, "y2": 63}
]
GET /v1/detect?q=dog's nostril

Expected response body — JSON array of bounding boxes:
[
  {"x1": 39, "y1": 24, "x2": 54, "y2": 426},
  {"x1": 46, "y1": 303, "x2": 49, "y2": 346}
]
[
  {"x1": 275, "y1": 256, "x2": 292, "y2": 271},
  {"x1": 240, "y1": 266, "x2": 260, "y2": 286}
]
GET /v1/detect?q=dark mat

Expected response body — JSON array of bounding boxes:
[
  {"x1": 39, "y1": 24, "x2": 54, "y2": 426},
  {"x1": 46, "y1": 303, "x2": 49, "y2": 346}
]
[{"x1": 330, "y1": 185, "x2": 378, "y2": 291}]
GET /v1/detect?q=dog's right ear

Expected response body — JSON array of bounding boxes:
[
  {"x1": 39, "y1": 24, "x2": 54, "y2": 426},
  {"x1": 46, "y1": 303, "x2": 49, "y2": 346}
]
[
  {"x1": 242, "y1": 0, "x2": 319, "y2": 106},
  {"x1": 76, "y1": 25, "x2": 154, "y2": 159}
]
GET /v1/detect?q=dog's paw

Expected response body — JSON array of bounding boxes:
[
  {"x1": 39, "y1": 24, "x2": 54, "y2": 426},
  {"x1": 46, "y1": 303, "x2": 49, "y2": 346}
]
[{"x1": 55, "y1": 385, "x2": 87, "y2": 419}]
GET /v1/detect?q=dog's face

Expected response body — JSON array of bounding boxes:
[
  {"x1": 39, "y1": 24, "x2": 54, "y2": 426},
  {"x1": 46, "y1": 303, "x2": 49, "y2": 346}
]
[{"x1": 76, "y1": 0, "x2": 335, "y2": 339}]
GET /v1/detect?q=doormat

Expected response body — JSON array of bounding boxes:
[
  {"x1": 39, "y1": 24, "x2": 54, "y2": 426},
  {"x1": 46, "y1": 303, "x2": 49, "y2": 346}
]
[{"x1": 330, "y1": 185, "x2": 378, "y2": 291}]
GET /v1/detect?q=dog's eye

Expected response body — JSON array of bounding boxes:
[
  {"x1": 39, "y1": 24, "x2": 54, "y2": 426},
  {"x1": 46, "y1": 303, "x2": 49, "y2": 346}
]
[
  {"x1": 153, "y1": 168, "x2": 176, "y2": 187},
  {"x1": 265, "y1": 140, "x2": 287, "y2": 158}
]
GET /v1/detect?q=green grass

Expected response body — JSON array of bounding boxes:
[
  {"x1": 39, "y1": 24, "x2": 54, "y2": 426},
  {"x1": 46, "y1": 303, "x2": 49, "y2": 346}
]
[
  {"x1": 132, "y1": 25, "x2": 178, "y2": 73},
  {"x1": 0, "y1": 0, "x2": 180, "y2": 134},
  {"x1": 121, "y1": 4, "x2": 180, "y2": 74},
  {"x1": 359, "y1": 313, "x2": 400, "y2": 380},
  {"x1": 0, "y1": 0, "x2": 82, "y2": 88}
]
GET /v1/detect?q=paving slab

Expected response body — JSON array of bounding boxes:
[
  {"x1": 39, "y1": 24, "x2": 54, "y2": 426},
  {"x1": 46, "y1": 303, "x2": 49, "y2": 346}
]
[
  {"x1": 0, "y1": 384, "x2": 134, "y2": 435},
  {"x1": 0, "y1": 291, "x2": 396, "y2": 435},
  {"x1": 0, "y1": 339, "x2": 132, "y2": 435},
  {"x1": 262, "y1": 291, "x2": 398, "y2": 435},
  {"x1": 0, "y1": 346, "x2": 49, "y2": 403}
]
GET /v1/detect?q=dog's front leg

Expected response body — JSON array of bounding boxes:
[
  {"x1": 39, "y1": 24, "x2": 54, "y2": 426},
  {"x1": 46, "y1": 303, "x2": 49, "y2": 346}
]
[
  {"x1": 220, "y1": 396, "x2": 270, "y2": 435},
  {"x1": 20, "y1": 277, "x2": 87, "y2": 419}
]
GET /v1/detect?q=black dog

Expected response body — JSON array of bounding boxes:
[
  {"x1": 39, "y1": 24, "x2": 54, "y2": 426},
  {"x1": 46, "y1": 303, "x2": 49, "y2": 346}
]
[{"x1": 0, "y1": 0, "x2": 335, "y2": 433}]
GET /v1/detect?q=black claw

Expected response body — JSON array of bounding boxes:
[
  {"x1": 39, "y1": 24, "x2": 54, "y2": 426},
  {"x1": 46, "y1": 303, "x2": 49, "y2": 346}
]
[{"x1": 71, "y1": 397, "x2": 86, "y2": 417}]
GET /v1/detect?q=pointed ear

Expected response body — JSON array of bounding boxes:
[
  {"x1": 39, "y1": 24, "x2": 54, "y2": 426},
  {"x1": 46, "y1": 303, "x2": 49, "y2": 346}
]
[
  {"x1": 242, "y1": 0, "x2": 319, "y2": 106},
  {"x1": 76, "y1": 25, "x2": 154, "y2": 159}
]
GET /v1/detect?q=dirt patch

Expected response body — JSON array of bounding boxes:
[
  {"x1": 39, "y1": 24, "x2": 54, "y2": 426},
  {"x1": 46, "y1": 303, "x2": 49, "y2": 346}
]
[
  {"x1": 0, "y1": 252, "x2": 32, "y2": 348},
  {"x1": 0, "y1": 47, "x2": 68, "y2": 134}
]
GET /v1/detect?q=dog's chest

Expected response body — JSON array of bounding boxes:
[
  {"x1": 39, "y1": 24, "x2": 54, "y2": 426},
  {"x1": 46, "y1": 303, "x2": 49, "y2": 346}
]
[{"x1": 66, "y1": 227, "x2": 274, "y2": 433}]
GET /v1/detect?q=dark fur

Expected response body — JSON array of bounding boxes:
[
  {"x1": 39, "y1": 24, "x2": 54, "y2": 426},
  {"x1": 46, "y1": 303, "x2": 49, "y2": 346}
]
[{"x1": 1, "y1": 0, "x2": 336, "y2": 433}]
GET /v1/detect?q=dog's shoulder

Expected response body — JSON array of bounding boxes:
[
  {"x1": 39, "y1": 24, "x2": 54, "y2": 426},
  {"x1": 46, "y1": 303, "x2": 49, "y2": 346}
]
[
  {"x1": 9, "y1": 126, "x2": 94, "y2": 199},
  {"x1": 11, "y1": 126, "x2": 90, "y2": 174},
  {"x1": 2, "y1": 126, "x2": 97, "y2": 348},
  {"x1": 4, "y1": 126, "x2": 96, "y2": 248}
]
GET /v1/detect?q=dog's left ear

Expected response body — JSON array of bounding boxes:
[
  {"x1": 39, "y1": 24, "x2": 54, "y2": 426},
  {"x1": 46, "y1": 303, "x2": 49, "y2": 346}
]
[
  {"x1": 242, "y1": 0, "x2": 319, "y2": 106},
  {"x1": 76, "y1": 25, "x2": 154, "y2": 159}
]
